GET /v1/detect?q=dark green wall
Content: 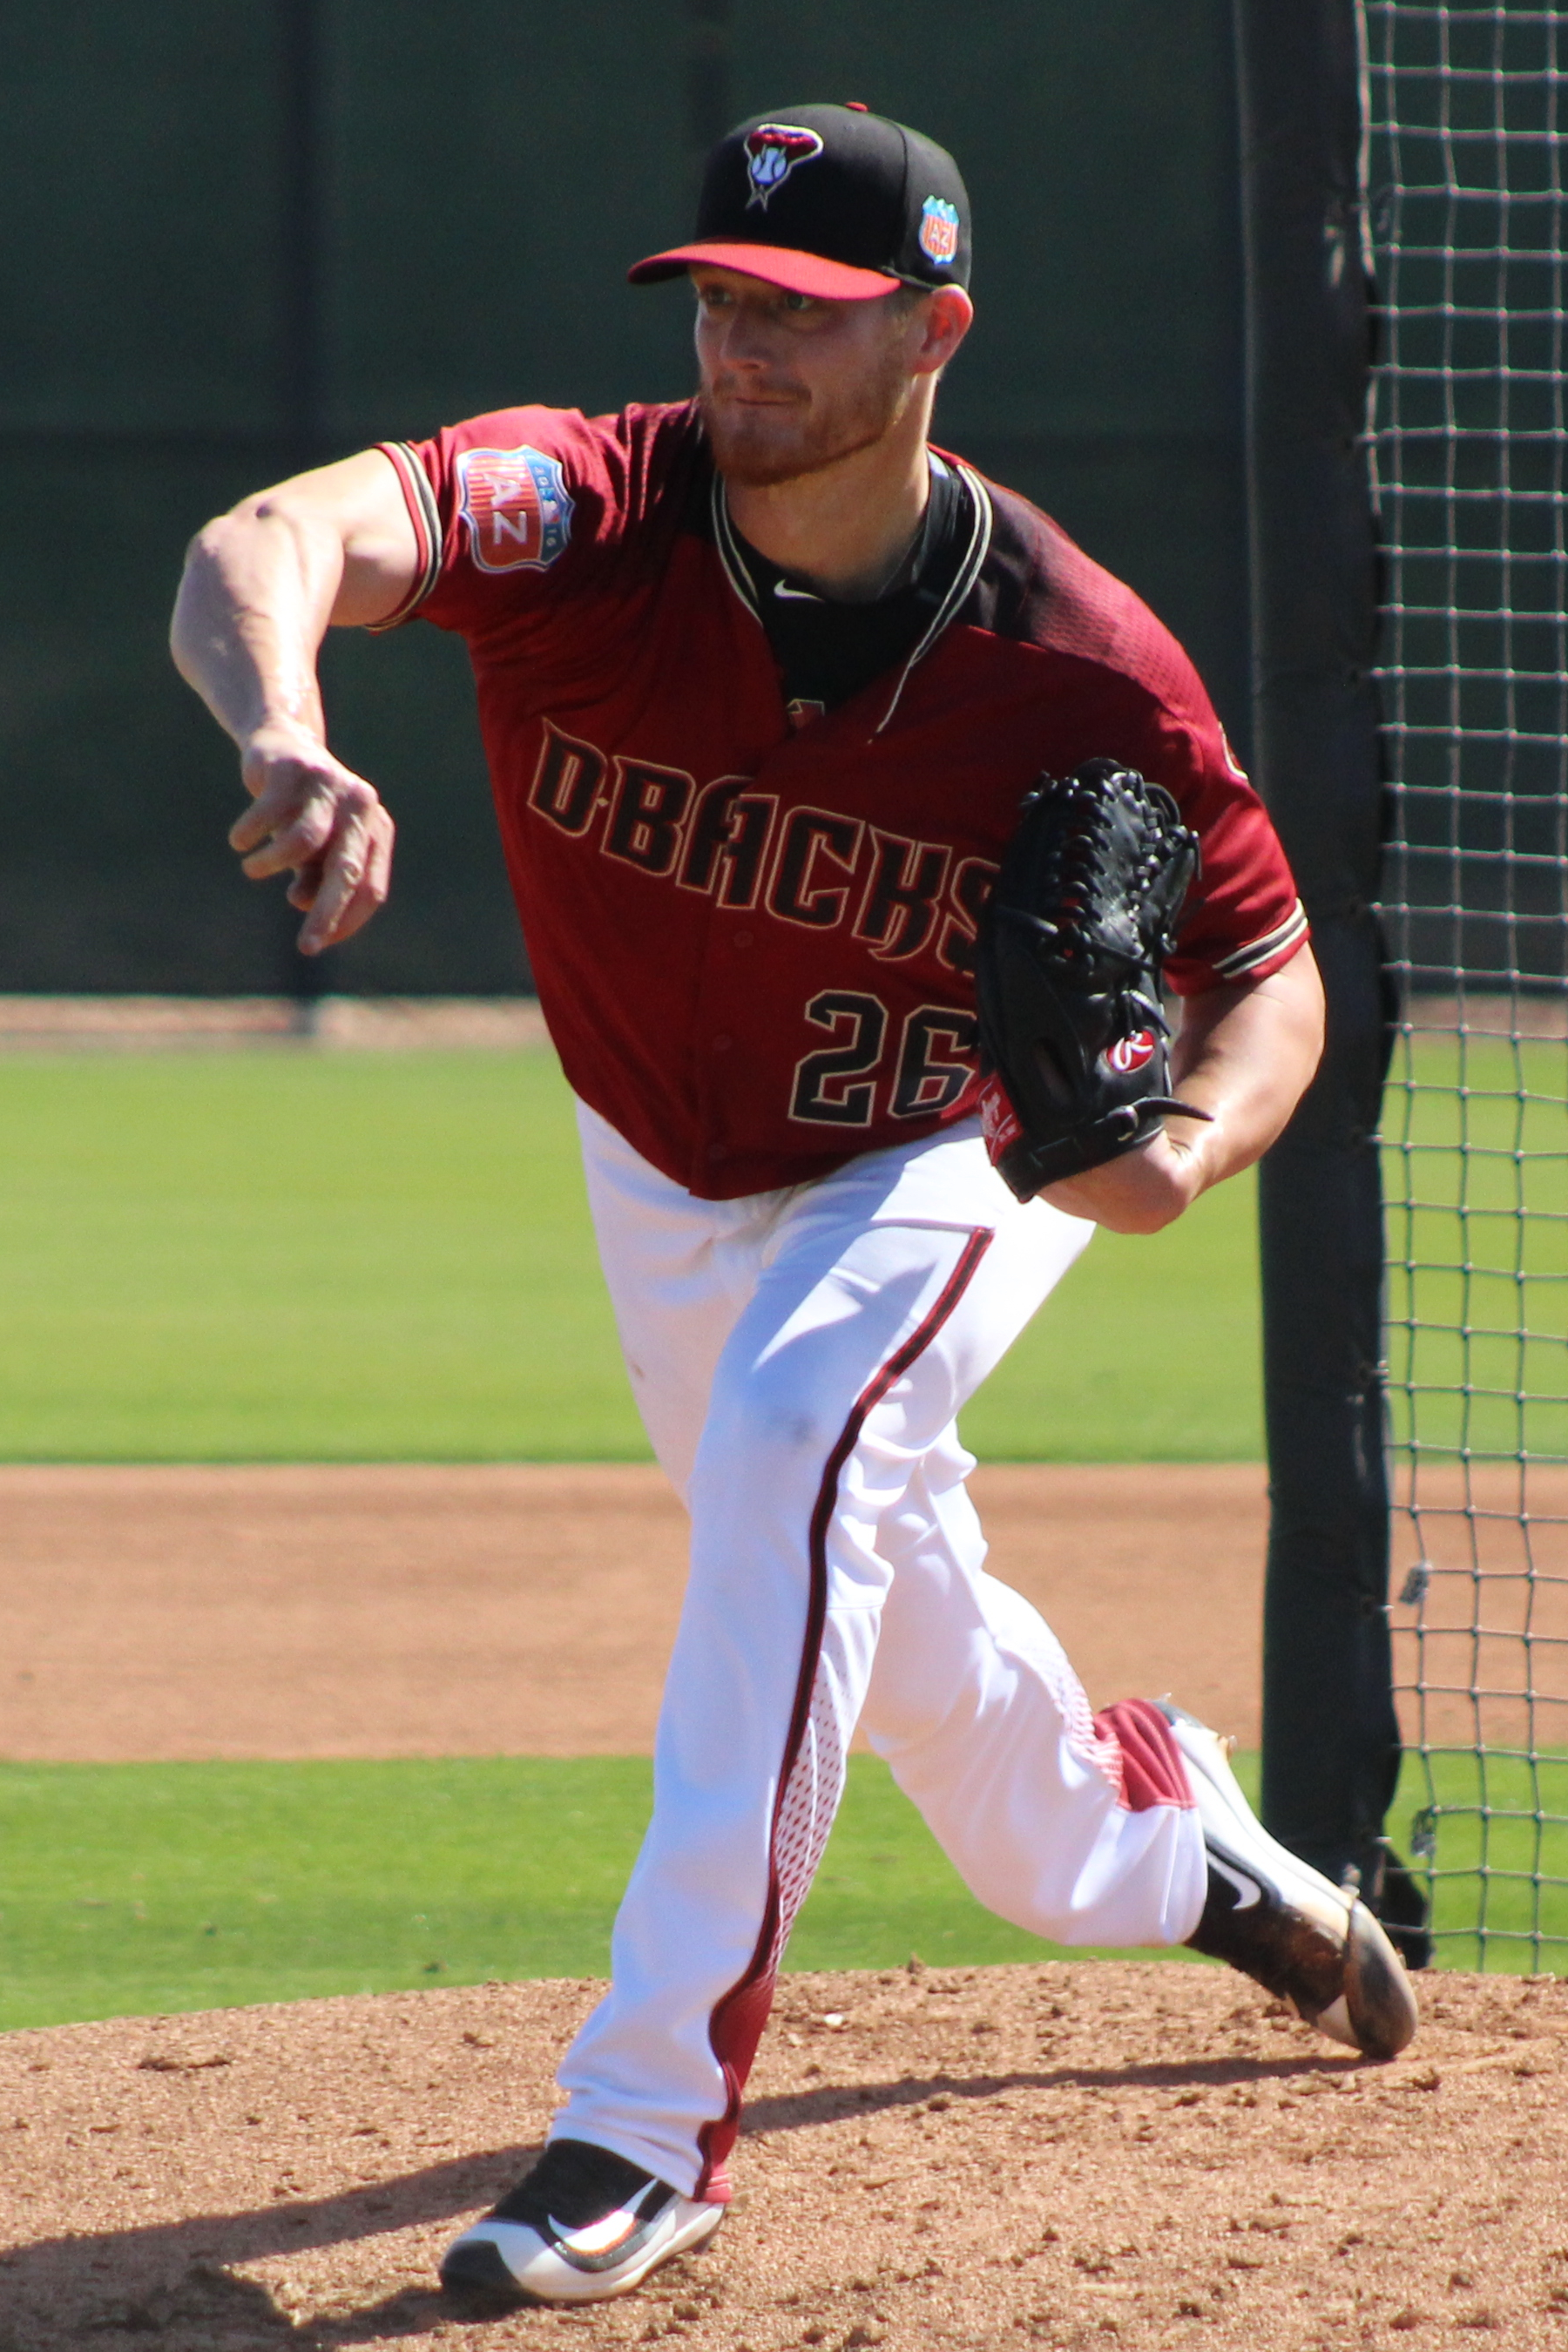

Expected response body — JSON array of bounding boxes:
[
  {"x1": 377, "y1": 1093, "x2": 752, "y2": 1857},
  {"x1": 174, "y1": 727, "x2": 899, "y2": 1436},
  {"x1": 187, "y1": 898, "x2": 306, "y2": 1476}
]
[{"x1": 0, "y1": 1, "x2": 1247, "y2": 992}]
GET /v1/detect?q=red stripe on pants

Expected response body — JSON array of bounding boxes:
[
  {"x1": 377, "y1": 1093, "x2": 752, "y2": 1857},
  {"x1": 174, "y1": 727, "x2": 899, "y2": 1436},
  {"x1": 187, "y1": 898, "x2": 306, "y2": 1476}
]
[{"x1": 694, "y1": 1227, "x2": 994, "y2": 2199}]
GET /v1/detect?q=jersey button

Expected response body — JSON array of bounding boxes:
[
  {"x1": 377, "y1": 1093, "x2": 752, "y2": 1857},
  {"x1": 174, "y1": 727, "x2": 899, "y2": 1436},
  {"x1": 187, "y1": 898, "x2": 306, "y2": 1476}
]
[
  {"x1": 706, "y1": 1143, "x2": 727, "y2": 1162},
  {"x1": 712, "y1": 1033, "x2": 733, "y2": 1053},
  {"x1": 732, "y1": 929, "x2": 754, "y2": 950}
]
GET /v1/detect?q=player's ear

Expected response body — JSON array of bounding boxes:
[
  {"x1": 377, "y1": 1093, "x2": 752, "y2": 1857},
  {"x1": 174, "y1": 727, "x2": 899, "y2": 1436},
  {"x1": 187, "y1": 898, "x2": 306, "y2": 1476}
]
[{"x1": 911, "y1": 286, "x2": 974, "y2": 376}]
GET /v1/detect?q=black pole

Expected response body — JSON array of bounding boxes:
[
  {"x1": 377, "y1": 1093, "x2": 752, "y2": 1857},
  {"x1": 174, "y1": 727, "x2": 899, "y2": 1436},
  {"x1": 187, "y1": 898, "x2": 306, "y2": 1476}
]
[
  {"x1": 1231, "y1": 0, "x2": 1425, "y2": 1954},
  {"x1": 278, "y1": 0, "x2": 328, "y2": 1021}
]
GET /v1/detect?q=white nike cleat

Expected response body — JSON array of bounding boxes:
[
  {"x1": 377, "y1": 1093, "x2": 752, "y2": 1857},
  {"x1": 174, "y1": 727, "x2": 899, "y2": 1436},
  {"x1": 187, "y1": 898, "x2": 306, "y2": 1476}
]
[
  {"x1": 440, "y1": 2137, "x2": 724, "y2": 2306},
  {"x1": 1157, "y1": 1700, "x2": 1418, "y2": 2061}
]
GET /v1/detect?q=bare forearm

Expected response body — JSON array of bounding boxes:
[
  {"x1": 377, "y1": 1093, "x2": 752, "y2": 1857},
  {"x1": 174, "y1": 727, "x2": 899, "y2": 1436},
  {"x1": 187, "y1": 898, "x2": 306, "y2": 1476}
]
[
  {"x1": 1040, "y1": 947, "x2": 1326, "y2": 1233},
  {"x1": 1162, "y1": 948, "x2": 1327, "y2": 1192},
  {"x1": 170, "y1": 497, "x2": 342, "y2": 750},
  {"x1": 170, "y1": 448, "x2": 417, "y2": 752},
  {"x1": 167, "y1": 452, "x2": 418, "y2": 954}
]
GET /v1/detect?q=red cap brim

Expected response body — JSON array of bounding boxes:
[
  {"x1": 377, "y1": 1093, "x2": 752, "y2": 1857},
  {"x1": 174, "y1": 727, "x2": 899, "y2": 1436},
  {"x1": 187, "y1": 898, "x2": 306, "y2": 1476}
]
[{"x1": 627, "y1": 240, "x2": 902, "y2": 301}]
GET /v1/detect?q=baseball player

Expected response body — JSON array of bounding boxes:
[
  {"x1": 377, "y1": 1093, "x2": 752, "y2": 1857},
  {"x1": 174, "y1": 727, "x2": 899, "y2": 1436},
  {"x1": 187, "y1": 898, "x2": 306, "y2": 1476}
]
[{"x1": 171, "y1": 103, "x2": 1415, "y2": 2309}]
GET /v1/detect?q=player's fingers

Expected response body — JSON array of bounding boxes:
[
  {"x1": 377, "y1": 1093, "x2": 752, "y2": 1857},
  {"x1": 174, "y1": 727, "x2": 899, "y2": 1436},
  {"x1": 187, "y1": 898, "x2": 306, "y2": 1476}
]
[
  {"x1": 362, "y1": 808, "x2": 395, "y2": 904},
  {"x1": 230, "y1": 745, "x2": 325, "y2": 852},
  {"x1": 228, "y1": 793, "x2": 287, "y2": 856},
  {"x1": 238, "y1": 804, "x2": 338, "y2": 882},
  {"x1": 294, "y1": 821, "x2": 368, "y2": 949},
  {"x1": 231, "y1": 742, "x2": 380, "y2": 855},
  {"x1": 285, "y1": 859, "x2": 324, "y2": 912},
  {"x1": 307, "y1": 870, "x2": 383, "y2": 950},
  {"x1": 238, "y1": 767, "x2": 383, "y2": 882},
  {"x1": 301, "y1": 870, "x2": 380, "y2": 952},
  {"x1": 341, "y1": 810, "x2": 397, "y2": 937},
  {"x1": 230, "y1": 764, "x2": 335, "y2": 862},
  {"x1": 297, "y1": 803, "x2": 394, "y2": 953}
]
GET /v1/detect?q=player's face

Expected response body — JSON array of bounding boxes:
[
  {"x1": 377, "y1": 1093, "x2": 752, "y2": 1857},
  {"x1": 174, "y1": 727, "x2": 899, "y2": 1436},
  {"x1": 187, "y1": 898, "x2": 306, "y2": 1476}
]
[{"x1": 692, "y1": 268, "x2": 930, "y2": 487}]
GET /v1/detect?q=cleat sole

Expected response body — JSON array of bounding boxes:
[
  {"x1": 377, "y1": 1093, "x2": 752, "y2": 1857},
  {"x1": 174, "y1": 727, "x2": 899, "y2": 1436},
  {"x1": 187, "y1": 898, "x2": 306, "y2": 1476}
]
[
  {"x1": 441, "y1": 2201, "x2": 723, "y2": 2307},
  {"x1": 440, "y1": 2237, "x2": 539, "y2": 2306},
  {"x1": 1343, "y1": 1899, "x2": 1420, "y2": 2061}
]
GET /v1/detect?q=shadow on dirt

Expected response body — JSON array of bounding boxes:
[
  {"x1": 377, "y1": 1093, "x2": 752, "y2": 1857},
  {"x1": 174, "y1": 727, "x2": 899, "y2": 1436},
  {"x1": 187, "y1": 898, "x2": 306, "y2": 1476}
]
[
  {"x1": 2, "y1": 2051, "x2": 1363, "y2": 2347},
  {"x1": 0, "y1": 2142, "x2": 534, "y2": 2349},
  {"x1": 741, "y1": 2045, "x2": 1362, "y2": 2135},
  {"x1": 308, "y1": 2282, "x2": 464, "y2": 2344}
]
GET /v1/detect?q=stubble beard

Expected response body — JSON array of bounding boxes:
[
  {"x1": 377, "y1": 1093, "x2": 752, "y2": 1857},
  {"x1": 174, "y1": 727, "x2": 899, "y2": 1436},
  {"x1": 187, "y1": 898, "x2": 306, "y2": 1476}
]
[{"x1": 700, "y1": 347, "x2": 915, "y2": 489}]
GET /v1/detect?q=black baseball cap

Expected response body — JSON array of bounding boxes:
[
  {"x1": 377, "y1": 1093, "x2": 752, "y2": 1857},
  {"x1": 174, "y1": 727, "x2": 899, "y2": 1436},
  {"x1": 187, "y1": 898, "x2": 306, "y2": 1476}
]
[{"x1": 628, "y1": 102, "x2": 971, "y2": 302}]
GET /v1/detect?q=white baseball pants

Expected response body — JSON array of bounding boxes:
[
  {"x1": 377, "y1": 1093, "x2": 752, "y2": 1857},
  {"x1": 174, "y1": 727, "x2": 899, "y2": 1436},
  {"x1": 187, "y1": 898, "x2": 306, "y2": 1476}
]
[{"x1": 552, "y1": 1105, "x2": 1207, "y2": 2199}]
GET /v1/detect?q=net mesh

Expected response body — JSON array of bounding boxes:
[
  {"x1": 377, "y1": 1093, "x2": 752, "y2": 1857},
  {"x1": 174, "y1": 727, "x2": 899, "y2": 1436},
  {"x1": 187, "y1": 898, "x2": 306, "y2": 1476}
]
[{"x1": 1362, "y1": 0, "x2": 1568, "y2": 1967}]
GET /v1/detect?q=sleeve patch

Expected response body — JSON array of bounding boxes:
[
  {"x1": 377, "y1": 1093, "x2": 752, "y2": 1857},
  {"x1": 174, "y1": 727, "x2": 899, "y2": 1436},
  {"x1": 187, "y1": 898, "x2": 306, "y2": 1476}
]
[{"x1": 456, "y1": 444, "x2": 576, "y2": 573}]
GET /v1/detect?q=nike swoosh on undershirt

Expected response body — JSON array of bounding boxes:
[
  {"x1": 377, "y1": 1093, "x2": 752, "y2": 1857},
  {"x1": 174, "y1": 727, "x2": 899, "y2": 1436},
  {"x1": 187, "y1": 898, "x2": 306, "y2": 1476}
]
[{"x1": 773, "y1": 580, "x2": 821, "y2": 601}]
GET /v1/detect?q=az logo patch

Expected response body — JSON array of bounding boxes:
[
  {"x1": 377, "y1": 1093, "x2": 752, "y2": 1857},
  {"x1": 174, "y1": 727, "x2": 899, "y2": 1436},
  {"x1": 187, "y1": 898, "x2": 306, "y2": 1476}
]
[{"x1": 456, "y1": 444, "x2": 575, "y2": 574}]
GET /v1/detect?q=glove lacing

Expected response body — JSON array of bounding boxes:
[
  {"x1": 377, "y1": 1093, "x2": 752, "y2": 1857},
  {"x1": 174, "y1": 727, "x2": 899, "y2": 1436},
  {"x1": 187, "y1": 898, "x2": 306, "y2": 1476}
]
[{"x1": 1014, "y1": 773, "x2": 1177, "y2": 1037}]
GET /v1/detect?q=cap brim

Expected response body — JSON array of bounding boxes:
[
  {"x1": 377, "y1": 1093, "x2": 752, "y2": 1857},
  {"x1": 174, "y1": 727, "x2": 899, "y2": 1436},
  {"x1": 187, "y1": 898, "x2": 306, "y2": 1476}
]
[{"x1": 627, "y1": 240, "x2": 903, "y2": 301}]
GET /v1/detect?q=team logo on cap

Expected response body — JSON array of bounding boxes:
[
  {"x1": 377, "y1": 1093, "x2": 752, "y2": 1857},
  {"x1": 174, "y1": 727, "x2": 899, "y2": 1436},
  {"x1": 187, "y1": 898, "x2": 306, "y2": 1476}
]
[
  {"x1": 1104, "y1": 1031, "x2": 1159, "y2": 1075},
  {"x1": 918, "y1": 196, "x2": 961, "y2": 267},
  {"x1": 745, "y1": 122, "x2": 825, "y2": 208},
  {"x1": 455, "y1": 444, "x2": 575, "y2": 573}
]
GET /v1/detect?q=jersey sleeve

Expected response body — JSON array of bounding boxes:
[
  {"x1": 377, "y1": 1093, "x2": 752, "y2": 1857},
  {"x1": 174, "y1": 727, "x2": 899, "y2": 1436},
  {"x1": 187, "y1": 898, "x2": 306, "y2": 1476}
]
[
  {"x1": 1118, "y1": 665, "x2": 1308, "y2": 997},
  {"x1": 367, "y1": 402, "x2": 683, "y2": 643},
  {"x1": 975, "y1": 483, "x2": 1308, "y2": 998}
]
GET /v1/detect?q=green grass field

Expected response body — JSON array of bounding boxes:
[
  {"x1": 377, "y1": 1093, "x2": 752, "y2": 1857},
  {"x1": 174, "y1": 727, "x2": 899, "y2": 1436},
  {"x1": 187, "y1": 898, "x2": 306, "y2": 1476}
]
[
  {"x1": 1402, "y1": 1743, "x2": 1568, "y2": 1971},
  {"x1": 3, "y1": 1035, "x2": 1552, "y2": 1462},
  {"x1": 1383, "y1": 1034, "x2": 1568, "y2": 1462},
  {"x1": 2, "y1": 1745, "x2": 1558, "y2": 2030},
  {"x1": 0, "y1": 1047, "x2": 1264, "y2": 1462},
  {"x1": 0, "y1": 1750, "x2": 1218, "y2": 2032},
  {"x1": 1, "y1": 1039, "x2": 1560, "y2": 2025}
]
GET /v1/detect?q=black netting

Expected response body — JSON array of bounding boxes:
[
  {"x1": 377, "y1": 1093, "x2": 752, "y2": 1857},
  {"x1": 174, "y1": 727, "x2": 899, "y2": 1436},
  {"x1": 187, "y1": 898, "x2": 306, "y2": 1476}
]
[{"x1": 1364, "y1": 0, "x2": 1568, "y2": 1967}]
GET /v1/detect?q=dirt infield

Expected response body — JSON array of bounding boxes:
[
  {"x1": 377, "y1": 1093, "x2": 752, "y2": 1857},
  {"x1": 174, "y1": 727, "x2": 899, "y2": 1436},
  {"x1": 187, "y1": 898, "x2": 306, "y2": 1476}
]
[
  {"x1": 3, "y1": 1966, "x2": 1565, "y2": 2349},
  {"x1": 0, "y1": 1463, "x2": 1268, "y2": 1758},
  {"x1": 3, "y1": 1461, "x2": 1562, "y2": 2347}
]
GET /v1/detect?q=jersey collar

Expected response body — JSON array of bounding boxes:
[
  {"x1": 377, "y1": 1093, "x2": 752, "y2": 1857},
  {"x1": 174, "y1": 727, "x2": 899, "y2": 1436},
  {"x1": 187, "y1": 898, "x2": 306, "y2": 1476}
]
[{"x1": 709, "y1": 455, "x2": 993, "y2": 733}]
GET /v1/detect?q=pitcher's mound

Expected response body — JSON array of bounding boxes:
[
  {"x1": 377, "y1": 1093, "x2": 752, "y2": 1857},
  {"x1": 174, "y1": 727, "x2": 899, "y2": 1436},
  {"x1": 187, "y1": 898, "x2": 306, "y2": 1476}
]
[{"x1": 3, "y1": 1961, "x2": 1563, "y2": 2349}]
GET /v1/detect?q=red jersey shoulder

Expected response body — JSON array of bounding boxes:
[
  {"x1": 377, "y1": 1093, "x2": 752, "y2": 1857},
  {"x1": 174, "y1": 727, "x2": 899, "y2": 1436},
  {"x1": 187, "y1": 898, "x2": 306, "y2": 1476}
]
[
  {"x1": 375, "y1": 400, "x2": 706, "y2": 636},
  {"x1": 946, "y1": 466, "x2": 1307, "y2": 992},
  {"x1": 964, "y1": 473, "x2": 1222, "y2": 724}
]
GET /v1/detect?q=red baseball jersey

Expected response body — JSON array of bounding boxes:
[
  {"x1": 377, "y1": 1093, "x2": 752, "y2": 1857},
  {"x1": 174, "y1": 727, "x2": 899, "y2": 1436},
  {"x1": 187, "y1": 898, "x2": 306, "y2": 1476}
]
[{"x1": 377, "y1": 402, "x2": 1307, "y2": 1200}]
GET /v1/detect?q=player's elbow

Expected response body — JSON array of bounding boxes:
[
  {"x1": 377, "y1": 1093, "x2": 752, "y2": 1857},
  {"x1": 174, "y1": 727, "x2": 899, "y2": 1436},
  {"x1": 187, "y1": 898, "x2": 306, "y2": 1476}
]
[
  {"x1": 169, "y1": 514, "x2": 244, "y2": 680},
  {"x1": 169, "y1": 522, "x2": 221, "y2": 679},
  {"x1": 183, "y1": 487, "x2": 318, "y2": 575},
  {"x1": 1270, "y1": 943, "x2": 1327, "y2": 1116},
  {"x1": 182, "y1": 501, "x2": 267, "y2": 574},
  {"x1": 1290, "y1": 941, "x2": 1327, "y2": 1062}
]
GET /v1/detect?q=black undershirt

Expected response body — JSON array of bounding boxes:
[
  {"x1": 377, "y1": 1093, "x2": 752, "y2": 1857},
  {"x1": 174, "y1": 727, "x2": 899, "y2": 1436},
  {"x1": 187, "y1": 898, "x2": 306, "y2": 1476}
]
[{"x1": 730, "y1": 456, "x2": 970, "y2": 724}]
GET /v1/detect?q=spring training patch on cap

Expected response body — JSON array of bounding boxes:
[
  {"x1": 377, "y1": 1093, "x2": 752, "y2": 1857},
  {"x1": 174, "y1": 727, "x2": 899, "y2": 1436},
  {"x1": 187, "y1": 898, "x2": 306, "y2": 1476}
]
[
  {"x1": 918, "y1": 196, "x2": 961, "y2": 267},
  {"x1": 745, "y1": 123, "x2": 825, "y2": 208},
  {"x1": 456, "y1": 445, "x2": 575, "y2": 574}
]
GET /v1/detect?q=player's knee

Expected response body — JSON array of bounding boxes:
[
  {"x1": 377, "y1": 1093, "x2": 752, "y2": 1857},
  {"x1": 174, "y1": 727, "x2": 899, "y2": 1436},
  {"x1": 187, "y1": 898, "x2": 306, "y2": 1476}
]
[{"x1": 693, "y1": 1360, "x2": 841, "y2": 1491}]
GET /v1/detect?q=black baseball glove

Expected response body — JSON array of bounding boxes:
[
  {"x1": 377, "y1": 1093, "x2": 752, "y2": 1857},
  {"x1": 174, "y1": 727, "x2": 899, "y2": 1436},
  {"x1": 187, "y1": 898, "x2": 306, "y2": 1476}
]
[{"x1": 974, "y1": 757, "x2": 1209, "y2": 1201}]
